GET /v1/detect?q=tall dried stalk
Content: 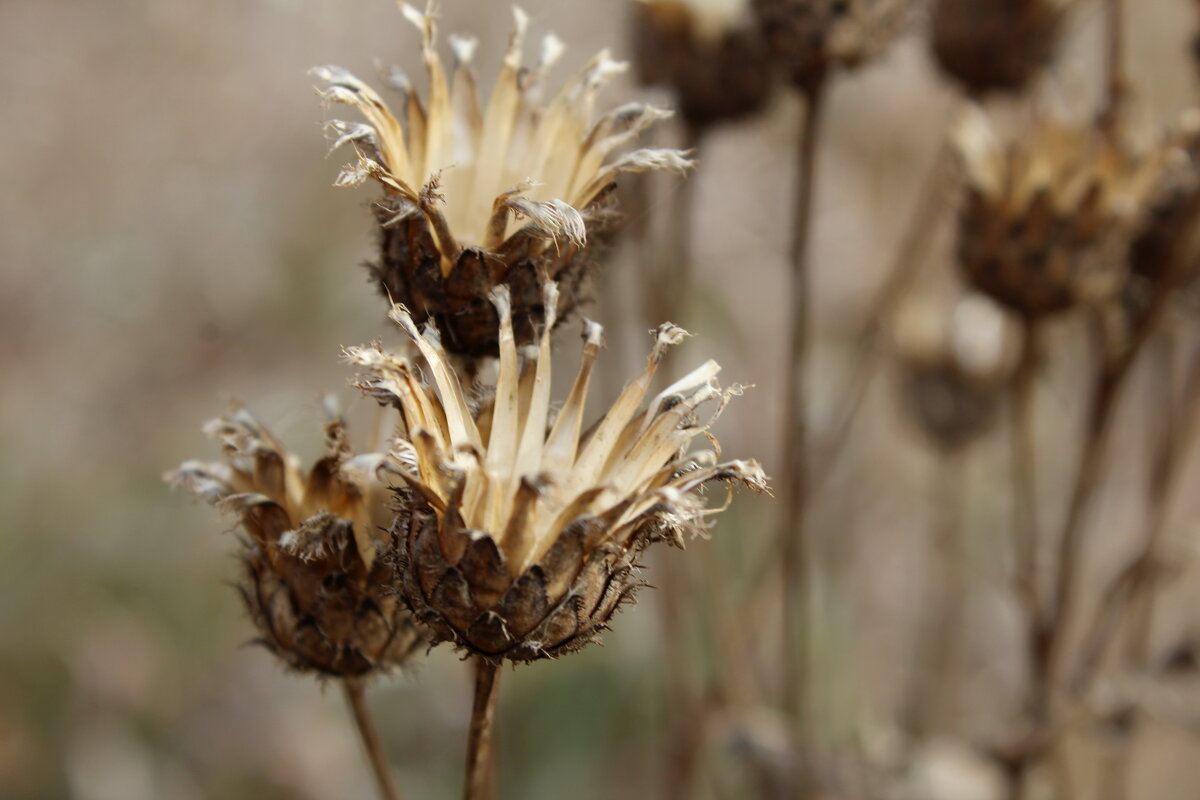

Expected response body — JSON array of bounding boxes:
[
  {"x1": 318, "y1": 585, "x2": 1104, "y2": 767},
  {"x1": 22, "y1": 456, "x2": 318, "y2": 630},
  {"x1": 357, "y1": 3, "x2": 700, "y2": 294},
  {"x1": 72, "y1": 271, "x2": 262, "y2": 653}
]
[
  {"x1": 464, "y1": 659, "x2": 501, "y2": 800},
  {"x1": 780, "y1": 80, "x2": 827, "y2": 728},
  {"x1": 343, "y1": 678, "x2": 405, "y2": 800}
]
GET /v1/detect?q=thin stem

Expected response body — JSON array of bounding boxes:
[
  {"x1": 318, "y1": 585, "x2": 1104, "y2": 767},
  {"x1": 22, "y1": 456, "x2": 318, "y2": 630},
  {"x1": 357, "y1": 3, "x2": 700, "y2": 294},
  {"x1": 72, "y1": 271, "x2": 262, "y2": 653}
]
[
  {"x1": 780, "y1": 79, "x2": 827, "y2": 726},
  {"x1": 464, "y1": 658, "x2": 501, "y2": 800},
  {"x1": 1101, "y1": 0, "x2": 1126, "y2": 131},
  {"x1": 1013, "y1": 321, "x2": 1043, "y2": 622},
  {"x1": 343, "y1": 678, "x2": 404, "y2": 800}
]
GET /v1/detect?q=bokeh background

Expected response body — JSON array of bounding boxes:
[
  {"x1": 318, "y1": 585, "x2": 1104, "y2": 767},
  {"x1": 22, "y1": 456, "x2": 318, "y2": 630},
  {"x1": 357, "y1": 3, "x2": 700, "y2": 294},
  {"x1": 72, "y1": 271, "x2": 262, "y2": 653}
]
[{"x1": 4, "y1": 1, "x2": 1200, "y2": 798}]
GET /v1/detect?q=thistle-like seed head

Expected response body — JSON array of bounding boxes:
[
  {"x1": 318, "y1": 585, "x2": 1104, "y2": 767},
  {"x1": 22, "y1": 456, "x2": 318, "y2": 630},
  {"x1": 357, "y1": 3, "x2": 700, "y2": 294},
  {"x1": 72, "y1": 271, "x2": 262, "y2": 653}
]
[
  {"x1": 929, "y1": 0, "x2": 1064, "y2": 96},
  {"x1": 751, "y1": 0, "x2": 912, "y2": 89},
  {"x1": 344, "y1": 282, "x2": 768, "y2": 663},
  {"x1": 313, "y1": 3, "x2": 691, "y2": 358},
  {"x1": 166, "y1": 404, "x2": 423, "y2": 677},
  {"x1": 892, "y1": 294, "x2": 1021, "y2": 450},
  {"x1": 951, "y1": 107, "x2": 1163, "y2": 318},
  {"x1": 629, "y1": 0, "x2": 773, "y2": 128}
]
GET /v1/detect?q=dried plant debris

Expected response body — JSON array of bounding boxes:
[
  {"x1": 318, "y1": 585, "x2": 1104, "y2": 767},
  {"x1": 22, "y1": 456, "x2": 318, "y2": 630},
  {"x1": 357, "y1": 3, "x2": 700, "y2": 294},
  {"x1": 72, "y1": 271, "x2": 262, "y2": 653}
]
[
  {"x1": 951, "y1": 107, "x2": 1165, "y2": 318},
  {"x1": 751, "y1": 0, "x2": 912, "y2": 89},
  {"x1": 1129, "y1": 110, "x2": 1200, "y2": 291},
  {"x1": 345, "y1": 281, "x2": 768, "y2": 663},
  {"x1": 892, "y1": 294, "x2": 1021, "y2": 450},
  {"x1": 167, "y1": 404, "x2": 423, "y2": 677},
  {"x1": 630, "y1": 0, "x2": 772, "y2": 128},
  {"x1": 314, "y1": 3, "x2": 690, "y2": 358},
  {"x1": 929, "y1": 0, "x2": 1065, "y2": 96}
]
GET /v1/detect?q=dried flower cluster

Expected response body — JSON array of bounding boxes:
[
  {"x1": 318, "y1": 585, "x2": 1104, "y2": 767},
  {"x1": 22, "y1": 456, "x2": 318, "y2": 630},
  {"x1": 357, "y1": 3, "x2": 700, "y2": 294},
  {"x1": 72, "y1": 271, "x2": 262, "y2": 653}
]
[
  {"x1": 930, "y1": 0, "x2": 1063, "y2": 96},
  {"x1": 629, "y1": 0, "x2": 772, "y2": 129},
  {"x1": 315, "y1": 4, "x2": 690, "y2": 358},
  {"x1": 167, "y1": 406, "x2": 423, "y2": 677},
  {"x1": 751, "y1": 0, "x2": 911, "y2": 89},
  {"x1": 951, "y1": 108, "x2": 1163, "y2": 318},
  {"x1": 347, "y1": 283, "x2": 767, "y2": 661}
]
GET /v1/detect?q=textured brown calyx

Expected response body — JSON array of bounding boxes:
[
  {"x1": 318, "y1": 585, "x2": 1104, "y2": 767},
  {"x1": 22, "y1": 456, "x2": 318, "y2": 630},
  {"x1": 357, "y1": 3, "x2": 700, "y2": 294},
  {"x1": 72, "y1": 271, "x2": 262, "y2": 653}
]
[
  {"x1": 345, "y1": 281, "x2": 768, "y2": 664},
  {"x1": 630, "y1": 1, "x2": 772, "y2": 129},
  {"x1": 751, "y1": 0, "x2": 910, "y2": 89},
  {"x1": 167, "y1": 407, "x2": 424, "y2": 677},
  {"x1": 930, "y1": 0, "x2": 1062, "y2": 96},
  {"x1": 395, "y1": 498, "x2": 648, "y2": 662},
  {"x1": 315, "y1": 4, "x2": 690, "y2": 358},
  {"x1": 369, "y1": 195, "x2": 616, "y2": 358}
]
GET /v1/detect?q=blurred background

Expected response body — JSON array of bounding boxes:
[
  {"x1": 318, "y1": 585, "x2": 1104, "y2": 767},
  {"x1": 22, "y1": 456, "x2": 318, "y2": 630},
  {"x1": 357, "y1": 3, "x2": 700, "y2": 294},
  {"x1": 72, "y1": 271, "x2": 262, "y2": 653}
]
[{"x1": 4, "y1": 0, "x2": 1200, "y2": 798}]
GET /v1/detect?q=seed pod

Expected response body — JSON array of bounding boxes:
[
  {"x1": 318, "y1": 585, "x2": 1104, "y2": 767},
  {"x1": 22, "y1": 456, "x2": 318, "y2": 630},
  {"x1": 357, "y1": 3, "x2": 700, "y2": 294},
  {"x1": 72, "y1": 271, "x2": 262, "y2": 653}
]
[
  {"x1": 951, "y1": 108, "x2": 1160, "y2": 318},
  {"x1": 629, "y1": 0, "x2": 773, "y2": 129},
  {"x1": 892, "y1": 294, "x2": 1021, "y2": 450},
  {"x1": 751, "y1": 0, "x2": 911, "y2": 89},
  {"x1": 345, "y1": 282, "x2": 768, "y2": 662},
  {"x1": 167, "y1": 405, "x2": 423, "y2": 677},
  {"x1": 1129, "y1": 112, "x2": 1200, "y2": 291},
  {"x1": 929, "y1": 0, "x2": 1063, "y2": 96},
  {"x1": 314, "y1": 4, "x2": 690, "y2": 359}
]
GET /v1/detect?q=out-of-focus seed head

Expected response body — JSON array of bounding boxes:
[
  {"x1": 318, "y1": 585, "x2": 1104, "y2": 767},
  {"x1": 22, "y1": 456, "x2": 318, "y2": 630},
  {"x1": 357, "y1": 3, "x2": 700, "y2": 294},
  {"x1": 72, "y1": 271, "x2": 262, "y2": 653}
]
[
  {"x1": 313, "y1": 3, "x2": 690, "y2": 359},
  {"x1": 929, "y1": 0, "x2": 1064, "y2": 96},
  {"x1": 951, "y1": 107, "x2": 1162, "y2": 319},
  {"x1": 1129, "y1": 110, "x2": 1200, "y2": 291},
  {"x1": 751, "y1": 0, "x2": 912, "y2": 89},
  {"x1": 166, "y1": 404, "x2": 423, "y2": 677},
  {"x1": 630, "y1": 0, "x2": 773, "y2": 129},
  {"x1": 892, "y1": 294, "x2": 1021, "y2": 450},
  {"x1": 344, "y1": 282, "x2": 768, "y2": 663}
]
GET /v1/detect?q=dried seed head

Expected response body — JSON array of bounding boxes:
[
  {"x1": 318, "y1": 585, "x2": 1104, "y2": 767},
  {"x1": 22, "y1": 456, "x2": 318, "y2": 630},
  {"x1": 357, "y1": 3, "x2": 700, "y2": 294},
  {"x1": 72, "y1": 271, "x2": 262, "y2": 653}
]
[
  {"x1": 929, "y1": 0, "x2": 1064, "y2": 96},
  {"x1": 951, "y1": 108, "x2": 1162, "y2": 318},
  {"x1": 1129, "y1": 111, "x2": 1200, "y2": 290},
  {"x1": 892, "y1": 294, "x2": 1021, "y2": 450},
  {"x1": 314, "y1": 3, "x2": 690, "y2": 359},
  {"x1": 630, "y1": 0, "x2": 773, "y2": 128},
  {"x1": 751, "y1": 0, "x2": 912, "y2": 89},
  {"x1": 345, "y1": 282, "x2": 768, "y2": 663},
  {"x1": 166, "y1": 405, "x2": 423, "y2": 677}
]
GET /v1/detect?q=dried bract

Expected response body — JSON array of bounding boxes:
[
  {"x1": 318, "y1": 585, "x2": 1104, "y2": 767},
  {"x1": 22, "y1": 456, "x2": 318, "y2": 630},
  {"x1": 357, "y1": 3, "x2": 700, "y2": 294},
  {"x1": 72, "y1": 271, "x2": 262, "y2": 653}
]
[
  {"x1": 751, "y1": 0, "x2": 911, "y2": 89},
  {"x1": 952, "y1": 108, "x2": 1161, "y2": 318},
  {"x1": 630, "y1": 0, "x2": 772, "y2": 128},
  {"x1": 345, "y1": 282, "x2": 767, "y2": 662},
  {"x1": 1130, "y1": 111, "x2": 1200, "y2": 291},
  {"x1": 892, "y1": 294, "x2": 1021, "y2": 450},
  {"x1": 930, "y1": 0, "x2": 1063, "y2": 96},
  {"x1": 166, "y1": 405, "x2": 423, "y2": 677},
  {"x1": 314, "y1": 3, "x2": 690, "y2": 358}
]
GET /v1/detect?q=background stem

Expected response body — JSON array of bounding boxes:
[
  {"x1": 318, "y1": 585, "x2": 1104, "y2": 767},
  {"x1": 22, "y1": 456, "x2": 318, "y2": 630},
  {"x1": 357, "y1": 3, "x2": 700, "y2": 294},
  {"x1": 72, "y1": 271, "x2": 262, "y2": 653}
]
[{"x1": 343, "y1": 678, "x2": 404, "y2": 800}]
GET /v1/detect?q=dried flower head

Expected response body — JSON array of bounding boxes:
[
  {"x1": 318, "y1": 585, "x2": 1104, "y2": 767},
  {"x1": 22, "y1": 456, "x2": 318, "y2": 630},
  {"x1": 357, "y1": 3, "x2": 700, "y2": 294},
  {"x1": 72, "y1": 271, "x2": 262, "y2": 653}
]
[
  {"x1": 630, "y1": 0, "x2": 773, "y2": 129},
  {"x1": 929, "y1": 0, "x2": 1064, "y2": 96},
  {"x1": 952, "y1": 108, "x2": 1162, "y2": 318},
  {"x1": 166, "y1": 403, "x2": 423, "y2": 677},
  {"x1": 892, "y1": 294, "x2": 1021, "y2": 450},
  {"x1": 751, "y1": 0, "x2": 911, "y2": 89},
  {"x1": 314, "y1": 3, "x2": 690, "y2": 358},
  {"x1": 1129, "y1": 110, "x2": 1200, "y2": 290},
  {"x1": 344, "y1": 282, "x2": 767, "y2": 663}
]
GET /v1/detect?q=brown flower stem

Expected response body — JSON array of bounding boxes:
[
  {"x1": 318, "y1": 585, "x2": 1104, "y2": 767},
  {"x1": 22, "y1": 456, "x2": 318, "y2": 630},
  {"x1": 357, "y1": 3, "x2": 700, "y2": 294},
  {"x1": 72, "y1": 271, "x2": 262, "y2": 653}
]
[
  {"x1": 343, "y1": 678, "x2": 404, "y2": 800},
  {"x1": 780, "y1": 78, "x2": 827, "y2": 730},
  {"x1": 464, "y1": 658, "x2": 501, "y2": 800},
  {"x1": 1101, "y1": 0, "x2": 1127, "y2": 132},
  {"x1": 1013, "y1": 320, "x2": 1043, "y2": 622}
]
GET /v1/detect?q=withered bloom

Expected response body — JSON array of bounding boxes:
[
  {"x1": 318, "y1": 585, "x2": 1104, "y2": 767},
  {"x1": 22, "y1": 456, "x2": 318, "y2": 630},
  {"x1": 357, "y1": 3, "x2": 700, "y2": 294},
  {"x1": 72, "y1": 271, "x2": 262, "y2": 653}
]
[
  {"x1": 1129, "y1": 111, "x2": 1200, "y2": 291},
  {"x1": 629, "y1": 0, "x2": 772, "y2": 129},
  {"x1": 314, "y1": 3, "x2": 689, "y2": 358},
  {"x1": 345, "y1": 282, "x2": 767, "y2": 663},
  {"x1": 751, "y1": 0, "x2": 911, "y2": 89},
  {"x1": 929, "y1": 0, "x2": 1063, "y2": 96},
  {"x1": 892, "y1": 294, "x2": 1021, "y2": 450},
  {"x1": 167, "y1": 405, "x2": 423, "y2": 677},
  {"x1": 952, "y1": 108, "x2": 1161, "y2": 319}
]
